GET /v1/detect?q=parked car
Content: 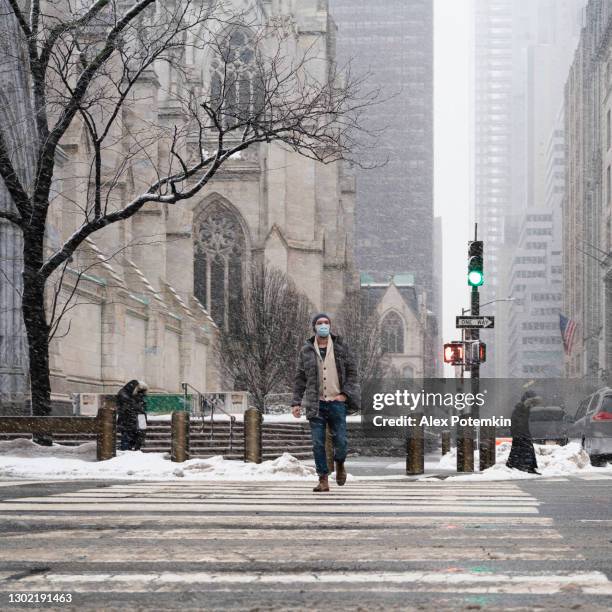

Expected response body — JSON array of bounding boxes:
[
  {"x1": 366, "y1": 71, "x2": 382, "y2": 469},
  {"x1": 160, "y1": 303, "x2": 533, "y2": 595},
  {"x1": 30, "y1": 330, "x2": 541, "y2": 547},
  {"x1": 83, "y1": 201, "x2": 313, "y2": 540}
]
[
  {"x1": 568, "y1": 387, "x2": 612, "y2": 466},
  {"x1": 529, "y1": 406, "x2": 569, "y2": 445}
]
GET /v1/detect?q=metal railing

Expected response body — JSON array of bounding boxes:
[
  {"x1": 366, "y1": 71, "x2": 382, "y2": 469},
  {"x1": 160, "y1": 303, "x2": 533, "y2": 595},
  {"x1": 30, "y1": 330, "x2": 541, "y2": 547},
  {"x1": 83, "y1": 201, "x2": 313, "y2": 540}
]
[{"x1": 180, "y1": 382, "x2": 237, "y2": 452}]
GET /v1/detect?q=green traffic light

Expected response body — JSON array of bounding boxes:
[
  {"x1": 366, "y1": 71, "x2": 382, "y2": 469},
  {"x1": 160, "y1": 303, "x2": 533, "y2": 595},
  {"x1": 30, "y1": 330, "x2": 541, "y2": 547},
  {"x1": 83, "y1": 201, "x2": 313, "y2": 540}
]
[
  {"x1": 467, "y1": 241, "x2": 484, "y2": 286},
  {"x1": 468, "y1": 269, "x2": 484, "y2": 286}
]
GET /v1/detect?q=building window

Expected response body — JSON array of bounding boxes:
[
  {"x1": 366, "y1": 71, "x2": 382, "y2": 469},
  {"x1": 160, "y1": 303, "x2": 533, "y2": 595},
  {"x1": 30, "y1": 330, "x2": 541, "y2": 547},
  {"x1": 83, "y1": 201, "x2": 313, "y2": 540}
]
[
  {"x1": 381, "y1": 312, "x2": 404, "y2": 354},
  {"x1": 402, "y1": 365, "x2": 414, "y2": 379},
  {"x1": 608, "y1": 165, "x2": 611, "y2": 204},
  {"x1": 194, "y1": 203, "x2": 246, "y2": 331},
  {"x1": 608, "y1": 109, "x2": 611, "y2": 150},
  {"x1": 210, "y1": 29, "x2": 263, "y2": 129}
]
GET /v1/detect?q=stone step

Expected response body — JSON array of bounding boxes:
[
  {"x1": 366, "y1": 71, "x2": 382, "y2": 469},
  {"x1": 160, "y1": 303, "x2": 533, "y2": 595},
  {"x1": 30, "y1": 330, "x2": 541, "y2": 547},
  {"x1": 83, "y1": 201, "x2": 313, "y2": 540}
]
[{"x1": 2, "y1": 421, "x2": 313, "y2": 461}]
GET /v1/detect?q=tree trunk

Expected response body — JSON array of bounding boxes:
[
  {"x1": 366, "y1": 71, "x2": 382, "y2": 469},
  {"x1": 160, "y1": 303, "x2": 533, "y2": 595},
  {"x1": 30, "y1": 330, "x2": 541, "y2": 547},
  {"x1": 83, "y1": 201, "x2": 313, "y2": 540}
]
[{"x1": 21, "y1": 238, "x2": 52, "y2": 420}]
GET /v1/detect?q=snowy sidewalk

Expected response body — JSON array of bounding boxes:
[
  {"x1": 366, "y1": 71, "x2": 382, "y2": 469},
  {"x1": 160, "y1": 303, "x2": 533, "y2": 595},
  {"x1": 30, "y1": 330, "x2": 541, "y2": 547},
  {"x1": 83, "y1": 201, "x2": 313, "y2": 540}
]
[
  {"x1": 0, "y1": 439, "x2": 318, "y2": 481},
  {"x1": 1, "y1": 438, "x2": 611, "y2": 482}
]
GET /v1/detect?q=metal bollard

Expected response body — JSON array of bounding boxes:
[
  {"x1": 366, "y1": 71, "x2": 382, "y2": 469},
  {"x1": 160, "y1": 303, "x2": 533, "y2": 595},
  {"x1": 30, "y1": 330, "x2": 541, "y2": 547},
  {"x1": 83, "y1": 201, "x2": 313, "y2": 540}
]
[
  {"x1": 97, "y1": 406, "x2": 116, "y2": 461},
  {"x1": 479, "y1": 425, "x2": 496, "y2": 471},
  {"x1": 406, "y1": 414, "x2": 424, "y2": 476},
  {"x1": 325, "y1": 424, "x2": 334, "y2": 473},
  {"x1": 441, "y1": 430, "x2": 451, "y2": 456},
  {"x1": 456, "y1": 425, "x2": 474, "y2": 473},
  {"x1": 171, "y1": 411, "x2": 190, "y2": 463},
  {"x1": 244, "y1": 408, "x2": 262, "y2": 464}
]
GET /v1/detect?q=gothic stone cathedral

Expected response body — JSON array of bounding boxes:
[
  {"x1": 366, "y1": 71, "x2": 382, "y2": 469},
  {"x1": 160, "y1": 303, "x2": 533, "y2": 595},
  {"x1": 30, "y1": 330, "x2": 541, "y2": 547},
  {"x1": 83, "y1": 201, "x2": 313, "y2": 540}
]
[{"x1": 0, "y1": 0, "x2": 357, "y2": 403}]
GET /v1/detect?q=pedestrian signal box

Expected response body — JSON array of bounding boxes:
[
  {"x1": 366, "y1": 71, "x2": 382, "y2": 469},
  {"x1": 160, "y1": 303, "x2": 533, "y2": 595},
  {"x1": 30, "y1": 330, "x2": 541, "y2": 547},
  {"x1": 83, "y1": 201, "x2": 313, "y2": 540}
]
[
  {"x1": 444, "y1": 342, "x2": 464, "y2": 365},
  {"x1": 467, "y1": 341, "x2": 486, "y2": 365}
]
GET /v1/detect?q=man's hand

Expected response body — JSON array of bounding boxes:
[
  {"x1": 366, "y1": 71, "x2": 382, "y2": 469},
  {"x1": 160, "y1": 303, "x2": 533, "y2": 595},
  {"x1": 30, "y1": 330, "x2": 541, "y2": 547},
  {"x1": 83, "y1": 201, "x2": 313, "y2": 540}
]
[
  {"x1": 291, "y1": 405, "x2": 302, "y2": 418},
  {"x1": 334, "y1": 394, "x2": 347, "y2": 402}
]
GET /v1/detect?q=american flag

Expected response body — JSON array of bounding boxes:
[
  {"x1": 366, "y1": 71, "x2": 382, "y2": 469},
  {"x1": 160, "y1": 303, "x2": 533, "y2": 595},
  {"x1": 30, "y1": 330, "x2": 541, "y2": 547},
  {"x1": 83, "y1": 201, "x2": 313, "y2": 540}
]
[{"x1": 559, "y1": 314, "x2": 577, "y2": 355}]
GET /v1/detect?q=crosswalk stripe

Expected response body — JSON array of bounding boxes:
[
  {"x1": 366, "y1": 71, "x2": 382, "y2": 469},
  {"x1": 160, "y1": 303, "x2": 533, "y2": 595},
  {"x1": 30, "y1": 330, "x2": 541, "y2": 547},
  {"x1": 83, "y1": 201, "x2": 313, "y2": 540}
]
[
  {"x1": 0, "y1": 528, "x2": 564, "y2": 540},
  {"x1": 0, "y1": 547, "x2": 580, "y2": 563},
  {"x1": 82, "y1": 481, "x2": 530, "y2": 487},
  {"x1": 2, "y1": 570, "x2": 609, "y2": 596},
  {"x1": 0, "y1": 513, "x2": 555, "y2": 524},
  {"x1": 68, "y1": 489, "x2": 534, "y2": 496},
  {"x1": 13, "y1": 495, "x2": 540, "y2": 507},
  {"x1": 0, "y1": 480, "x2": 49, "y2": 487},
  {"x1": 88, "y1": 483, "x2": 533, "y2": 490},
  {"x1": 0, "y1": 502, "x2": 539, "y2": 513}
]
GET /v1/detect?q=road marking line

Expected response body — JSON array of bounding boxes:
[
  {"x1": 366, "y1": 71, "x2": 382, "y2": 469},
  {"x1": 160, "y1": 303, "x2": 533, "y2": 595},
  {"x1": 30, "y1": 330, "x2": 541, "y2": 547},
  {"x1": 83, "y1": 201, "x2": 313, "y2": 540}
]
[
  {"x1": 0, "y1": 502, "x2": 539, "y2": 513},
  {"x1": 2, "y1": 525, "x2": 563, "y2": 546},
  {"x1": 9, "y1": 570, "x2": 607, "y2": 589},
  {"x1": 0, "y1": 481, "x2": 49, "y2": 487},
  {"x1": 54, "y1": 490, "x2": 536, "y2": 498},
  {"x1": 13, "y1": 497, "x2": 540, "y2": 508}
]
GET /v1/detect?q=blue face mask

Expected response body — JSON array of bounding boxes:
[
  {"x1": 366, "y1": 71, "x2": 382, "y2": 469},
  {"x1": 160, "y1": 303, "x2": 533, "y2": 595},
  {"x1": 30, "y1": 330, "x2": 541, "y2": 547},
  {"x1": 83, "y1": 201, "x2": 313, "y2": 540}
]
[{"x1": 315, "y1": 324, "x2": 330, "y2": 338}]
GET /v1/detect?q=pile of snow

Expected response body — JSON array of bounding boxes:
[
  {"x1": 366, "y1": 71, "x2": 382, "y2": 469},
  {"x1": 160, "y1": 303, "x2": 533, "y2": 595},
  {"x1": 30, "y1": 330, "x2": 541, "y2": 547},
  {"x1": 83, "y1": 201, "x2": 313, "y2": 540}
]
[
  {"x1": 173, "y1": 453, "x2": 316, "y2": 480},
  {"x1": 0, "y1": 439, "x2": 316, "y2": 481},
  {"x1": 0, "y1": 439, "x2": 97, "y2": 460},
  {"x1": 439, "y1": 441, "x2": 611, "y2": 481}
]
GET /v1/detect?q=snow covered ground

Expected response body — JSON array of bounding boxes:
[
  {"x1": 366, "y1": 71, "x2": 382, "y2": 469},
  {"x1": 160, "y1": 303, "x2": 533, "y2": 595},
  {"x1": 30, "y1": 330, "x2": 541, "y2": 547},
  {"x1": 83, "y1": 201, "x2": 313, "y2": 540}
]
[
  {"x1": 432, "y1": 441, "x2": 612, "y2": 482},
  {"x1": 1, "y1": 438, "x2": 611, "y2": 483},
  {"x1": 0, "y1": 439, "x2": 317, "y2": 481}
]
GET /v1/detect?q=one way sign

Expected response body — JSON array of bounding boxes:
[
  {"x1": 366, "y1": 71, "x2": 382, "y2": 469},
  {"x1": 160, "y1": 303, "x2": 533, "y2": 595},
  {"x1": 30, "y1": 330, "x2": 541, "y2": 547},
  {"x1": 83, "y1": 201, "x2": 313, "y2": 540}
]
[{"x1": 456, "y1": 316, "x2": 495, "y2": 329}]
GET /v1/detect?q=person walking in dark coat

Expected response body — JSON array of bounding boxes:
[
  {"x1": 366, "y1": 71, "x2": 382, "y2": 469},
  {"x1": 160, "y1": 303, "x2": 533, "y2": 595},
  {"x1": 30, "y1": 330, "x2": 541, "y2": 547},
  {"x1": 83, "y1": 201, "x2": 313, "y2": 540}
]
[
  {"x1": 292, "y1": 313, "x2": 361, "y2": 492},
  {"x1": 506, "y1": 389, "x2": 541, "y2": 474},
  {"x1": 117, "y1": 380, "x2": 149, "y2": 451}
]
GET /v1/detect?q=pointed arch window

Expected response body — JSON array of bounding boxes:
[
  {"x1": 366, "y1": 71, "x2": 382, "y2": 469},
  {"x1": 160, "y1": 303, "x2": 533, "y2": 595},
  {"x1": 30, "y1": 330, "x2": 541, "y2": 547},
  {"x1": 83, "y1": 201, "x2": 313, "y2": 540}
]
[
  {"x1": 194, "y1": 203, "x2": 246, "y2": 330},
  {"x1": 210, "y1": 29, "x2": 264, "y2": 129},
  {"x1": 382, "y1": 312, "x2": 404, "y2": 354}
]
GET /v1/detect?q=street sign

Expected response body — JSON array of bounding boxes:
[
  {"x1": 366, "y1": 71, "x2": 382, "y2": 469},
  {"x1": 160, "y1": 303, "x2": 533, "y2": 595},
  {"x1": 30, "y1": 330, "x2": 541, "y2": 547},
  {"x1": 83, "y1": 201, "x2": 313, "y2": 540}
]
[{"x1": 456, "y1": 316, "x2": 495, "y2": 329}]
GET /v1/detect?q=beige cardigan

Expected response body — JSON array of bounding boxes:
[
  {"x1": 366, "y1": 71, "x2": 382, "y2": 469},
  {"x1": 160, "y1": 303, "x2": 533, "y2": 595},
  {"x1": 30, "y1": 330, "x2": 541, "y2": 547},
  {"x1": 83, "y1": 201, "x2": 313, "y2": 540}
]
[{"x1": 315, "y1": 336, "x2": 341, "y2": 400}]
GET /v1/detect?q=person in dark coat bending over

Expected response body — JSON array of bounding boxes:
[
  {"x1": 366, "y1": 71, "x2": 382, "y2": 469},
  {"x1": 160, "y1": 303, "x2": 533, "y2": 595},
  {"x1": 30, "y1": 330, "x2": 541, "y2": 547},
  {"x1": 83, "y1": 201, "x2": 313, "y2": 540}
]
[
  {"x1": 292, "y1": 313, "x2": 361, "y2": 492},
  {"x1": 117, "y1": 380, "x2": 149, "y2": 451},
  {"x1": 506, "y1": 389, "x2": 542, "y2": 474}
]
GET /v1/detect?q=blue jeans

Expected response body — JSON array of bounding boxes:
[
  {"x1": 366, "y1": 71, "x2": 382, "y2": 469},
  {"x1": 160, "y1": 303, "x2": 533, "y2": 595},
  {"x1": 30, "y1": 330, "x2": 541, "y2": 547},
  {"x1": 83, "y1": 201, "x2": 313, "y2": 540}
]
[{"x1": 309, "y1": 401, "x2": 348, "y2": 475}]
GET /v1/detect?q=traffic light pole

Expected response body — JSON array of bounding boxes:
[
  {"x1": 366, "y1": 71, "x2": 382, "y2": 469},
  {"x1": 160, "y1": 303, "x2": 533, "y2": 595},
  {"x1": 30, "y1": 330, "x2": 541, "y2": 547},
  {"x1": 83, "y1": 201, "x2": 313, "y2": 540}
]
[
  {"x1": 471, "y1": 254, "x2": 495, "y2": 472},
  {"x1": 457, "y1": 289, "x2": 478, "y2": 473},
  {"x1": 457, "y1": 224, "x2": 495, "y2": 473},
  {"x1": 471, "y1": 285, "x2": 482, "y2": 470}
]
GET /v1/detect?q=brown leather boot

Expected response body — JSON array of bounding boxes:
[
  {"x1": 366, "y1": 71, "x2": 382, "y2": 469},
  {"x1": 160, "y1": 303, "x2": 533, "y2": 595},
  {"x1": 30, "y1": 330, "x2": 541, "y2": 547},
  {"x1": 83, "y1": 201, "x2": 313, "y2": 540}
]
[
  {"x1": 313, "y1": 474, "x2": 330, "y2": 492},
  {"x1": 335, "y1": 461, "x2": 347, "y2": 486}
]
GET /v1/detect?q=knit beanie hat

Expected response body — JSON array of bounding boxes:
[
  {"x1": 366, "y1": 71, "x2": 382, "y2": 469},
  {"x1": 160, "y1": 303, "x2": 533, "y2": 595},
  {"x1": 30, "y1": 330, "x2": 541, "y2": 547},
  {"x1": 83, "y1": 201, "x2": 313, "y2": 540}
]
[{"x1": 312, "y1": 313, "x2": 331, "y2": 330}]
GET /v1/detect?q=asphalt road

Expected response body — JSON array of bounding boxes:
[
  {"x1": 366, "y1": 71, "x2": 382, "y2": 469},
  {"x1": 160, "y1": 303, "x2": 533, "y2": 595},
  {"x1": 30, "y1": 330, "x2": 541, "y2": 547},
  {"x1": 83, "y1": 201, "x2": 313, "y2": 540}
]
[{"x1": 0, "y1": 474, "x2": 611, "y2": 611}]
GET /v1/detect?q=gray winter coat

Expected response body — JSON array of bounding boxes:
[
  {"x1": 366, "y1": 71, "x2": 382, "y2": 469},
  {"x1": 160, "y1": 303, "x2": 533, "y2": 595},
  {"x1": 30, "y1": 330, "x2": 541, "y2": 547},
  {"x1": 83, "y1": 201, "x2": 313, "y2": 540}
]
[{"x1": 292, "y1": 334, "x2": 361, "y2": 419}]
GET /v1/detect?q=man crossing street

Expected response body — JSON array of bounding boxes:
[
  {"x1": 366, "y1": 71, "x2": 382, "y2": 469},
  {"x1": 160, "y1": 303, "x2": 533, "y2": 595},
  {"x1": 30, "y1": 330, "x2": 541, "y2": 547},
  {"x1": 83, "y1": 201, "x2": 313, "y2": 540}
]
[{"x1": 292, "y1": 313, "x2": 361, "y2": 492}]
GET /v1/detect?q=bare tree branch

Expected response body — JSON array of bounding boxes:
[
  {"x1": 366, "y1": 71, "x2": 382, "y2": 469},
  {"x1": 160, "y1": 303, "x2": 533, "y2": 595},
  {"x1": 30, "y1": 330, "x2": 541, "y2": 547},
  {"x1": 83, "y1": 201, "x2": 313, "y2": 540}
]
[{"x1": 217, "y1": 264, "x2": 313, "y2": 411}]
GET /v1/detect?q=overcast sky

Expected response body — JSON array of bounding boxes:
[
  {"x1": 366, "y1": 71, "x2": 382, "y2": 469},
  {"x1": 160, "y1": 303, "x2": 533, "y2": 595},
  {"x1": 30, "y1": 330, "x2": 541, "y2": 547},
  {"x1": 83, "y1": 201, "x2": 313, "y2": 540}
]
[{"x1": 434, "y1": 0, "x2": 472, "y2": 359}]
